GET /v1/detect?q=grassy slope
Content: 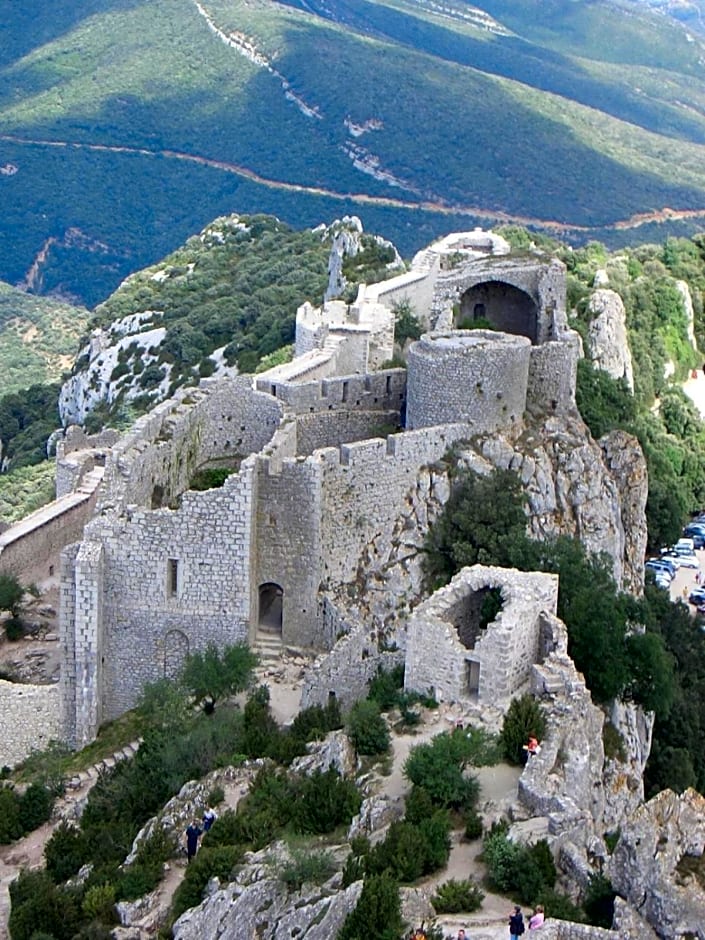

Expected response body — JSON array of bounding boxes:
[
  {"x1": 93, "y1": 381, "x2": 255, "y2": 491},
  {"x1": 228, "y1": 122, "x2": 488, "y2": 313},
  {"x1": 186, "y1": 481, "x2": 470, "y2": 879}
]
[
  {"x1": 3, "y1": 0, "x2": 705, "y2": 303},
  {"x1": 0, "y1": 282, "x2": 89, "y2": 395}
]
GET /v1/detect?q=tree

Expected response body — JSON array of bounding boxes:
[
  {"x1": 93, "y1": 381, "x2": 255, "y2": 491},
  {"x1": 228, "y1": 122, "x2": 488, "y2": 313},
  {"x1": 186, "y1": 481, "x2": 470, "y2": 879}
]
[
  {"x1": 346, "y1": 700, "x2": 390, "y2": 756},
  {"x1": 181, "y1": 643, "x2": 258, "y2": 708},
  {"x1": 422, "y1": 467, "x2": 530, "y2": 589},
  {"x1": 338, "y1": 873, "x2": 405, "y2": 940},
  {"x1": 0, "y1": 573, "x2": 24, "y2": 618}
]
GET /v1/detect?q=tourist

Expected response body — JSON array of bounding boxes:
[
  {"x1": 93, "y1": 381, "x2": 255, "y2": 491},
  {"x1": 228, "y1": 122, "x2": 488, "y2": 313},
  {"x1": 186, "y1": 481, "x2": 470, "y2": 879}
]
[
  {"x1": 509, "y1": 905, "x2": 525, "y2": 939},
  {"x1": 185, "y1": 819, "x2": 203, "y2": 862},
  {"x1": 203, "y1": 806, "x2": 217, "y2": 831},
  {"x1": 523, "y1": 734, "x2": 541, "y2": 757},
  {"x1": 456, "y1": 929, "x2": 467, "y2": 939},
  {"x1": 528, "y1": 904, "x2": 544, "y2": 930}
]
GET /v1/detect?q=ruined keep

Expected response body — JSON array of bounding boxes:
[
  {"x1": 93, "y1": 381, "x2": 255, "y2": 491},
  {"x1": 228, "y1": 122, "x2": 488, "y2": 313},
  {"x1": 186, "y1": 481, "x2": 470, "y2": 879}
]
[{"x1": 60, "y1": 233, "x2": 623, "y2": 749}]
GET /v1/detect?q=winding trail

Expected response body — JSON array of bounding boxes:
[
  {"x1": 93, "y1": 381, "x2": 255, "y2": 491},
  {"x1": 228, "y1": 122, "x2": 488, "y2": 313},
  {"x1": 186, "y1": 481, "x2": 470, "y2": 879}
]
[{"x1": 6, "y1": 131, "x2": 704, "y2": 236}]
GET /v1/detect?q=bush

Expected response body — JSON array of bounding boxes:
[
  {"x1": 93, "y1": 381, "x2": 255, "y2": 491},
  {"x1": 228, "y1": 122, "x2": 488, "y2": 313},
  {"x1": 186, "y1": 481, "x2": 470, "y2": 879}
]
[
  {"x1": 338, "y1": 873, "x2": 404, "y2": 940},
  {"x1": 464, "y1": 811, "x2": 483, "y2": 841},
  {"x1": 0, "y1": 786, "x2": 22, "y2": 843},
  {"x1": 583, "y1": 873, "x2": 615, "y2": 928},
  {"x1": 292, "y1": 768, "x2": 362, "y2": 835},
  {"x1": 82, "y1": 883, "x2": 117, "y2": 923},
  {"x1": 0, "y1": 573, "x2": 24, "y2": 617},
  {"x1": 431, "y1": 878, "x2": 484, "y2": 914},
  {"x1": 347, "y1": 700, "x2": 390, "y2": 756},
  {"x1": 367, "y1": 665, "x2": 405, "y2": 711},
  {"x1": 278, "y1": 848, "x2": 336, "y2": 890},
  {"x1": 9, "y1": 869, "x2": 83, "y2": 940},
  {"x1": 500, "y1": 695, "x2": 547, "y2": 765},
  {"x1": 18, "y1": 782, "x2": 54, "y2": 831},
  {"x1": 4, "y1": 617, "x2": 24, "y2": 641},
  {"x1": 482, "y1": 825, "x2": 556, "y2": 905},
  {"x1": 403, "y1": 731, "x2": 480, "y2": 811},
  {"x1": 45, "y1": 822, "x2": 90, "y2": 883}
]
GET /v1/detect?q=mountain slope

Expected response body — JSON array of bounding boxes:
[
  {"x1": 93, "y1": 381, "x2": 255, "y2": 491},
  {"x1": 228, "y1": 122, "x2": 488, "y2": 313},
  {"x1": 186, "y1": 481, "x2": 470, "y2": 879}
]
[
  {"x1": 4, "y1": 0, "x2": 705, "y2": 304},
  {"x1": 0, "y1": 282, "x2": 89, "y2": 396}
]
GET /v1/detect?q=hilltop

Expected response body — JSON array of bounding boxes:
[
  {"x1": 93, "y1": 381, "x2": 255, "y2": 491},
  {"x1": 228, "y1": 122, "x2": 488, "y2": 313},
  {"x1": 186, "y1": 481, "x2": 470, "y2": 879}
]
[{"x1": 5, "y1": 0, "x2": 705, "y2": 303}]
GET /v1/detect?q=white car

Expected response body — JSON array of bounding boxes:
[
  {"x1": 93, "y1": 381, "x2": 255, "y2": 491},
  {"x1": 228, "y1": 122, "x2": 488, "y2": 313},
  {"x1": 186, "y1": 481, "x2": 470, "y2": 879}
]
[{"x1": 662, "y1": 549, "x2": 700, "y2": 570}]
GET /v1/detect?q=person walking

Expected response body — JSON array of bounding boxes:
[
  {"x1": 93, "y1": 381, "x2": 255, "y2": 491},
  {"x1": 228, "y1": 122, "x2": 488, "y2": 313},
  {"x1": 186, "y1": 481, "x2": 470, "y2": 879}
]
[
  {"x1": 509, "y1": 905, "x2": 525, "y2": 939},
  {"x1": 185, "y1": 819, "x2": 203, "y2": 862}
]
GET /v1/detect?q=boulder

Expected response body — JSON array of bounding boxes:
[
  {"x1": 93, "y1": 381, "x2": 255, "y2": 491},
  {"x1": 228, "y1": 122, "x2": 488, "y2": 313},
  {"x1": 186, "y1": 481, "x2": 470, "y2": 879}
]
[
  {"x1": 587, "y1": 289, "x2": 634, "y2": 391},
  {"x1": 610, "y1": 788, "x2": 705, "y2": 940}
]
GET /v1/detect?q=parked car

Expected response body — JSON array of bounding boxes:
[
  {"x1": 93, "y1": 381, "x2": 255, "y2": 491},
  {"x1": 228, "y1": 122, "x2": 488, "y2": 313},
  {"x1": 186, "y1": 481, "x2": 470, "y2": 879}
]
[
  {"x1": 645, "y1": 560, "x2": 676, "y2": 580},
  {"x1": 649, "y1": 556, "x2": 678, "y2": 575},
  {"x1": 674, "y1": 538, "x2": 696, "y2": 554},
  {"x1": 654, "y1": 574, "x2": 672, "y2": 590},
  {"x1": 689, "y1": 587, "x2": 705, "y2": 605},
  {"x1": 663, "y1": 550, "x2": 700, "y2": 570},
  {"x1": 683, "y1": 525, "x2": 705, "y2": 546}
]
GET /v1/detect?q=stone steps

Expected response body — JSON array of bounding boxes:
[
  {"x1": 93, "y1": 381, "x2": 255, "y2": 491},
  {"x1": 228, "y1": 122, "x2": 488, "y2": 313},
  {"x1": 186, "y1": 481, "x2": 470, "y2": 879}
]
[{"x1": 65, "y1": 737, "x2": 142, "y2": 790}]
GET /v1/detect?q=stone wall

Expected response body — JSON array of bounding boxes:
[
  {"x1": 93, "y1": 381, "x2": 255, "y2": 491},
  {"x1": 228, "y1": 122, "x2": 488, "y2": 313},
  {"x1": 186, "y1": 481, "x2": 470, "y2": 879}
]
[
  {"x1": 317, "y1": 424, "x2": 472, "y2": 592},
  {"x1": 0, "y1": 478, "x2": 102, "y2": 584},
  {"x1": 99, "y1": 376, "x2": 282, "y2": 510},
  {"x1": 406, "y1": 331, "x2": 531, "y2": 432},
  {"x1": 0, "y1": 681, "x2": 60, "y2": 768},
  {"x1": 404, "y1": 566, "x2": 559, "y2": 706},
  {"x1": 527, "y1": 340, "x2": 579, "y2": 417},
  {"x1": 300, "y1": 600, "x2": 404, "y2": 711}
]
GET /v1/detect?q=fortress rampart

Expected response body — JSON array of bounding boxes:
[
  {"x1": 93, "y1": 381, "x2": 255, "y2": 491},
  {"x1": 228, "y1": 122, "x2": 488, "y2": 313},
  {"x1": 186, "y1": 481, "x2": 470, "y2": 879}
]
[{"x1": 58, "y1": 238, "x2": 589, "y2": 749}]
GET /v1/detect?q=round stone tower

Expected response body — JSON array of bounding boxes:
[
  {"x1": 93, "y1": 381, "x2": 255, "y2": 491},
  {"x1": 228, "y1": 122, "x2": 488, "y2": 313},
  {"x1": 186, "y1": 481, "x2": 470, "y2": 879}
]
[{"x1": 406, "y1": 330, "x2": 531, "y2": 432}]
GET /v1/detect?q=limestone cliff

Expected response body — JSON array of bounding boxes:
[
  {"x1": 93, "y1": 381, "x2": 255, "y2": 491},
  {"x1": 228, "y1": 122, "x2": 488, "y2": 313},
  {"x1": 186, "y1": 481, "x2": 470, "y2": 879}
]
[
  {"x1": 342, "y1": 410, "x2": 647, "y2": 630},
  {"x1": 586, "y1": 288, "x2": 634, "y2": 392}
]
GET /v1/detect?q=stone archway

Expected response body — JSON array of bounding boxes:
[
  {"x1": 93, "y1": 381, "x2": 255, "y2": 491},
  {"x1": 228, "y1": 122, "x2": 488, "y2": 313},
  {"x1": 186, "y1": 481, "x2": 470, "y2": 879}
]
[
  {"x1": 258, "y1": 582, "x2": 283, "y2": 635},
  {"x1": 164, "y1": 629, "x2": 189, "y2": 679},
  {"x1": 458, "y1": 280, "x2": 539, "y2": 343}
]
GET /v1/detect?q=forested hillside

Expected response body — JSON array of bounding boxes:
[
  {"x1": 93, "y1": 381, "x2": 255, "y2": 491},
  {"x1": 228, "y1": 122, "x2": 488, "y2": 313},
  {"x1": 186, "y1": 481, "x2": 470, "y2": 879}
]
[{"x1": 4, "y1": 0, "x2": 705, "y2": 304}]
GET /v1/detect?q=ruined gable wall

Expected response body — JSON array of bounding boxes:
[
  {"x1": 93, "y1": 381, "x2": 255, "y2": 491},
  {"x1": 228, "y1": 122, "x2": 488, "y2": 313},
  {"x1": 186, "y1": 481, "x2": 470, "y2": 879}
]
[
  {"x1": 254, "y1": 455, "x2": 323, "y2": 650},
  {"x1": 100, "y1": 377, "x2": 282, "y2": 510},
  {"x1": 317, "y1": 425, "x2": 472, "y2": 593},
  {"x1": 82, "y1": 458, "x2": 256, "y2": 724}
]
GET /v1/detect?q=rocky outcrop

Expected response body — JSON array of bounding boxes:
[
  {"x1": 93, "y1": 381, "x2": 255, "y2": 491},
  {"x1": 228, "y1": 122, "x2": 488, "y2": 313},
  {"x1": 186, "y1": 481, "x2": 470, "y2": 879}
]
[
  {"x1": 599, "y1": 430, "x2": 648, "y2": 595},
  {"x1": 610, "y1": 788, "x2": 705, "y2": 940},
  {"x1": 322, "y1": 216, "x2": 363, "y2": 302},
  {"x1": 586, "y1": 289, "x2": 634, "y2": 392},
  {"x1": 344, "y1": 412, "x2": 646, "y2": 632},
  {"x1": 172, "y1": 851, "x2": 361, "y2": 940}
]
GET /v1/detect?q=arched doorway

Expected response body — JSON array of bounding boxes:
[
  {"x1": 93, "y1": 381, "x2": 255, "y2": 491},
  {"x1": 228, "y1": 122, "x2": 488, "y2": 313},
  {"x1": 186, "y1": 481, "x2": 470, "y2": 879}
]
[
  {"x1": 164, "y1": 629, "x2": 189, "y2": 679},
  {"x1": 458, "y1": 281, "x2": 538, "y2": 343},
  {"x1": 258, "y1": 582, "x2": 283, "y2": 635}
]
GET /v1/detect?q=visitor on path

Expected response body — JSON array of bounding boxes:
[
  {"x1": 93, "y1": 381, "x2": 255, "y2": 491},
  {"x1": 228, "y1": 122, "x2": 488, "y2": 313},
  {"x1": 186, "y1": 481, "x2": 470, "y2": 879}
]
[
  {"x1": 523, "y1": 734, "x2": 541, "y2": 757},
  {"x1": 528, "y1": 905, "x2": 545, "y2": 929},
  {"x1": 185, "y1": 819, "x2": 203, "y2": 862},
  {"x1": 456, "y1": 929, "x2": 467, "y2": 939},
  {"x1": 203, "y1": 806, "x2": 217, "y2": 831},
  {"x1": 509, "y1": 905, "x2": 526, "y2": 939}
]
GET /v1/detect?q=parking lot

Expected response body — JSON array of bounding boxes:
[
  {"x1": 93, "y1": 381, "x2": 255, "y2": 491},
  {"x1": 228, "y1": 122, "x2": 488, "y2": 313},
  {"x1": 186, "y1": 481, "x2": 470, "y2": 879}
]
[{"x1": 664, "y1": 547, "x2": 705, "y2": 610}]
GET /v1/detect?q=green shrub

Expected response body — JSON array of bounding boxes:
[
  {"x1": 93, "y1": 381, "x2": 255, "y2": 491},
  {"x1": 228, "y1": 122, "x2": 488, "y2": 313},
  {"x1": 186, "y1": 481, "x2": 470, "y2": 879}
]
[
  {"x1": 292, "y1": 768, "x2": 362, "y2": 835},
  {"x1": 404, "y1": 786, "x2": 435, "y2": 825},
  {"x1": 82, "y1": 883, "x2": 117, "y2": 923},
  {"x1": 482, "y1": 825, "x2": 523, "y2": 893},
  {"x1": 338, "y1": 873, "x2": 404, "y2": 940},
  {"x1": 9, "y1": 869, "x2": 83, "y2": 940},
  {"x1": 403, "y1": 731, "x2": 480, "y2": 811},
  {"x1": 45, "y1": 822, "x2": 90, "y2": 883},
  {"x1": 0, "y1": 786, "x2": 22, "y2": 843},
  {"x1": 367, "y1": 665, "x2": 405, "y2": 711},
  {"x1": 207, "y1": 784, "x2": 225, "y2": 806},
  {"x1": 482, "y1": 825, "x2": 556, "y2": 905},
  {"x1": 279, "y1": 848, "x2": 336, "y2": 890},
  {"x1": 4, "y1": 617, "x2": 24, "y2": 641},
  {"x1": 538, "y1": 888, "x2": 584, "y2": 922},
  {"x1": 347, "y1": 700, "x2": 390, "y2": 756},
  {"x1": 18, "y1": 783, "x2": 54, "y2": 831},
  {"x1": 464, "y1": 811, "x2": 483, "y2": 841},
  {"x1": 583, "y1": 873, "x2": 615, "y2": 928},
  {"x1": 431, "y1": 878, "x2": 484, "y2": 914},
  {"x1": 500, "y1": 695, "x2": 547, "y2": 765}
]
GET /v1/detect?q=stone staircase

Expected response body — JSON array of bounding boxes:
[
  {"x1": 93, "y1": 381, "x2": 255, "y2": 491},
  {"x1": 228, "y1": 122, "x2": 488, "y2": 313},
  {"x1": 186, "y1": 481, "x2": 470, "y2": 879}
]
[
  {"x1": 252, "y1": 626, "x2": 284, "y2": 662},
  {"x1": 65, "y1": 738, "x2": 142, "y2": 791}
]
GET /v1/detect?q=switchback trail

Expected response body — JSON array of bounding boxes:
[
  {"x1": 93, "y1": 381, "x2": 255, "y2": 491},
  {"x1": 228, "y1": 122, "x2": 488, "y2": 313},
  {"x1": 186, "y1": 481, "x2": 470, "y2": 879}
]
[{"x1": 6, "y1": 131, "x2": 704, "y2": 236}]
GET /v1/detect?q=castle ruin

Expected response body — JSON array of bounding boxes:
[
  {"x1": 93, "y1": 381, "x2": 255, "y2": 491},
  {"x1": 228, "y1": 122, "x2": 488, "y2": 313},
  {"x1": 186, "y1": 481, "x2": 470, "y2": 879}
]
[{"x1": 59, "y1": 231, "x2": 617, "y2": 750}]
